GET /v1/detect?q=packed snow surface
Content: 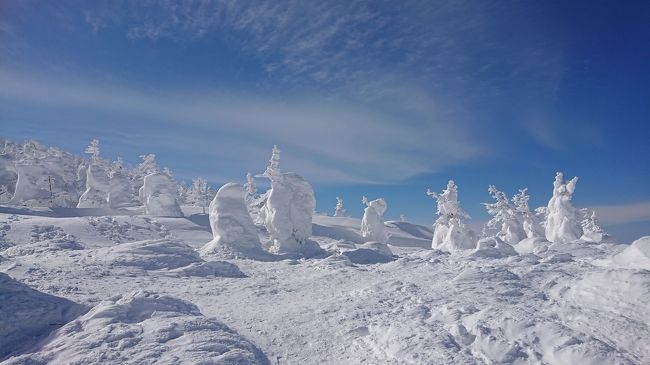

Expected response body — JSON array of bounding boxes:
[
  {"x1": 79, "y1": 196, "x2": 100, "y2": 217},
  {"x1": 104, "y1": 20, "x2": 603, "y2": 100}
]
[{"x1": 0, "y1": 205, "x2": 648, "y2": 364}]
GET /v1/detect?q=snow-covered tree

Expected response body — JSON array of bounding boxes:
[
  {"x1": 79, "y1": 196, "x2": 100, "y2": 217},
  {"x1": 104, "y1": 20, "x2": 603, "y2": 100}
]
[
  {"x1": 262, "y1": 145, "x2": 281, "y2": 179},
  {"x1": 545, "y1": 172, "x2": 581, "y2": 244},
  {"x1": 427, "y1": 180, "x2": 476, "y2": 251},
  {"x1": 243, "y1": 172, "x2": 257, "y2": 200},
  {"x1": 77, "y1": 164, "x2": 109, "y2": 208},
  {"x1": 512, "y1": 188, "x2": 544, "y2": 238},
  {"x1": 334, "y1": 197, "x2": 346, "y2": 217},
  {"x1": 199, "y1": 183, "x2": 267, "y2": 259},
  {"x1": 580, "y1": 209, "x2": 607, "y2": 243},
  {"x1": 177, "y1": 182, "x2": 190, "y2": 205},
  {"x1": 84, "y1": 139, "x2": 100, "y2": 162},
  {"x1": 140, "y1": 172, "x2": 183, "y2": 217},
  {"x1": 258, "y1": 146, "x2": 321, "y2": 255},
  {"x1": 360, "y1": 197, "x2": 388, "y2": 243},
  {"x1": 189, "y1": 177, "x2": 210, "y2": 214},
  {"x1": 400, "y1": 214, "x2": 407, "y2": 222},
  {"x1": 135, "y1": 154, "x2": 159, "y2": 178},
  {"x1": 483, "y1": 185, "x2": 525, "y2": 245}
]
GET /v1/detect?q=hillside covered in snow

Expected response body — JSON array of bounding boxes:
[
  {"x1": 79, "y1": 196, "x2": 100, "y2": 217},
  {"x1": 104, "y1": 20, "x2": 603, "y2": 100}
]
[{"x1": 1, "y1": 138, "x2": 649, "y2": 364}]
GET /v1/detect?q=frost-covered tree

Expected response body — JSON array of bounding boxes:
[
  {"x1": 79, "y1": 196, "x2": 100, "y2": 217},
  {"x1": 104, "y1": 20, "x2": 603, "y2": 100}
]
[
  {"x1": 512, "y1": 188, "x2": 544, "y2": 238},
  {"x1": 136, "y1": 154, "x2": 159, "y2": 176},
  {"x1": 177, "y1": 182, "x2": 190, "y2": 205},
  {"x1": 243, "y1": 172, "x2": 257, "y2": 200},
  {"x1": 360, "y1": 197, "x2": 388, "y2": 243},
  {"x1": 199, "y1": 183, "x2": 267, "y2": 259},
  {"x1": 189, "y1": 177, "x2": 210, "y2": 214},
  {"x1": 77, "y1": 164, "x2": 109, "y2": 208},
  {"x1": 334, "y1": 197, "x2": 346, "y2": 217},
  {"x1": 262, "y1": 145, "x2": 281, "y2": 179},
  {"x1": 84, "y1": 139, "x2": 100, "y2": 162},
  {"x1": 400, "y1": 214, "x2": 407, "y2": 222},
  {"x1": 483, "y1": 185, "x2": 525, "y2": 245},
  {"x1": 580, "y1": 209, "x2": 607, "y2": 243},
  {"x1": 259, "y1": 145, "x2": 321, "y2": 256},
  {"x1": 427, "y1": 180, "x2": 476, "y2": 251},
  {"x1": 545, "y1": 172, "x2": 581, "y2": 244},
  {"x1": 141, "y1": 172, "x2": 183, "y2": 217}
]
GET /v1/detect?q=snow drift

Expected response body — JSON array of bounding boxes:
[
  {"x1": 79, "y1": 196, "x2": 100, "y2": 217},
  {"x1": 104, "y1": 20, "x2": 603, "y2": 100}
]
[
  {"x1": 93, "y1": 238, "x2": 245, "y2": 277},
  {"x1": 4, "y1": 291, "x2": 270, "y2": 365},
  {"x1": 0, "y1": 273, "x2": 87, "y2": 361},
  {"x1": 610, "y1": 236, "x2": 650, "y2": 270}
]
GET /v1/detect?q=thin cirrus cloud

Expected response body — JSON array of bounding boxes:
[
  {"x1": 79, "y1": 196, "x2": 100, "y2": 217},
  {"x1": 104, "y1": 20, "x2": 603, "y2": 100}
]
[
  {"x1": 589, "y1": 201, "x2": 650, "y2": 226},
  {"x1": 0, "y1": 68, "x2": 482, "y2": 184}
]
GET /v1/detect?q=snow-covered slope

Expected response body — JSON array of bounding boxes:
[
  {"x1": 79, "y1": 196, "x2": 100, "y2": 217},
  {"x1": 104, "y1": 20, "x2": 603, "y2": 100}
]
[{"x1": 0, "y1": 206, "x2": 648, "y2": 364}]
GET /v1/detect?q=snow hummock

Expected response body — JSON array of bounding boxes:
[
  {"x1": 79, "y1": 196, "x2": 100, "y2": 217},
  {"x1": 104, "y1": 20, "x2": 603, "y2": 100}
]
[
  {"x1": 200, "y1": 182, "x2": 268, "y2": 260},
  {"x1": 93, "y1": 238, "x2": 245, "y2": 277},
  {"x1": 77, "y1": 163, "x2": 110, "y2": 208},
  {"x1": 260, "y1": 172, "x2": 322, "y2": 256},
  {"x1": 0, "y1": 273, "x2": 87, "y2": 361},
  {"x1": 610, "y1": 236, "x2": 650, "y2": 270},
  {"x1": 545, "y1": 172, "x2": 581, "y2": 244},
  {"x1": 4, "y1": 291, "x2": 270, "y2": 365},
  {"x1": 360, "y1": 197, "x2": 388, "y2": 243},
  {"x1": 470, "y1": 237, "x2": 518, "y2": 259},
  {"x1": 342, "y1": 241, "x2": 394, "y2": 264},
  {"x1": 140, "y1": 172, "x2": 183, "y2": 217}
]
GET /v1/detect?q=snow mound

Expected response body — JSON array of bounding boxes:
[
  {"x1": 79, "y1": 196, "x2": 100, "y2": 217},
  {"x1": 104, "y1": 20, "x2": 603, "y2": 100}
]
[
  {"x1": 610, "y1": 236, "x2": 650, "y2": 270},
  {"x1": 140, "y1": 173, "x2": 183, "y2": 217},
  {"x1": 342, "y1": 241, "x2": 394, "y2": 264},
  {"x1": 200, "y1": 183, "x2": 268, "y2": 260},
  {"x1": 2, "y1": 224, "x2": 84, "y2": 257},
  {"x1": 550, "y1": 269, "x2": 650, "y2": 360},
  {"x1": 5, "y1": 291, "x2": 270, "y2": 365},
  {"x1": 94, "y1": 239, "x2": 244, "y2": 277},
  {"x1": 513, "y1": 237, "x2": 549, "y2": 254},
  {"x1": 470, "y1": 237, "x2": 518, "y2": 258},
  {"x1": 0, "y1": 273, "x2": 87, "y2": 361}
]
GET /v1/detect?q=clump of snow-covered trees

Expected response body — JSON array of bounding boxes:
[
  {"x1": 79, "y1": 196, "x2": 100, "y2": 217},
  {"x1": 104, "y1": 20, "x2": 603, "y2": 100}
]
[{"x1": 425, "y1": 172, "x2": 608, "y2": 253}]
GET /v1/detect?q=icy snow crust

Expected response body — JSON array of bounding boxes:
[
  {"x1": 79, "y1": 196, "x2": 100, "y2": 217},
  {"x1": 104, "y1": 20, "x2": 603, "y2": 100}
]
[{"x1": 0, "y1": 206, "x2": 648, "y2": 364}]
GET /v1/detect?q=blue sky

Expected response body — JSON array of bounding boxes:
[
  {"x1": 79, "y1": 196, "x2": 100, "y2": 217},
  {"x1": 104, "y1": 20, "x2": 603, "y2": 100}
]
[{"x1": 1, "y1": 1, "x2": 649, "y2": 242}]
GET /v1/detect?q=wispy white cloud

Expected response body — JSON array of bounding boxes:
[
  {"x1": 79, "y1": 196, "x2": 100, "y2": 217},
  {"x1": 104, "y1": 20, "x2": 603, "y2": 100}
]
[
  {"x1": 590, "y1": 201, "x2": 650, "y2": 226},
  {"x1": 0, "y1": 68, "x2": 481, "y2": 184},
  {"x1": 81, "y1": 1, "x2": 567, "y2": 106}
]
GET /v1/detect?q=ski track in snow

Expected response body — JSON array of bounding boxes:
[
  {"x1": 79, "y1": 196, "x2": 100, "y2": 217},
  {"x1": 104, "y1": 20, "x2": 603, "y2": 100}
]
[{"x1": 0, "y1": 206, "x2": 648, "y2": 364}]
